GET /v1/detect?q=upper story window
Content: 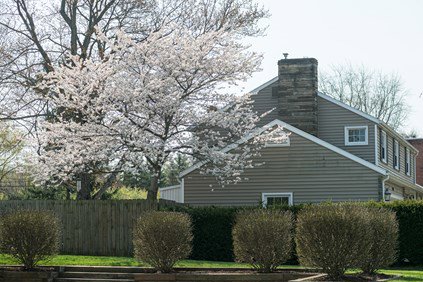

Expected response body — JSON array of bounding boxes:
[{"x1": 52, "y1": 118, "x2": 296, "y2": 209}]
[
  {"x1": 393, "y1": 139, "x2": 399, "y2": 170},
  {"x1": 405, "y1": 148, "x2": 411, "y2": 176},
  {"x1": 344, "y1": 126, "x2": 368, "y2": 146},
  {"x1": 380, "y1": 130, "x2": 387, "y2": 163}
]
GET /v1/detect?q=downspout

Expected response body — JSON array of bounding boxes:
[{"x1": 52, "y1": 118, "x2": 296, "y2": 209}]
[
  {"x1": 381, "y1": 174, "x2": 390, "y2": 202},
  {"x1": 177, "y1": 177, "x2": 185, "y2": 204},
  {"x1": 180, "y1": 178, "x2": 185, "y2": 204}
]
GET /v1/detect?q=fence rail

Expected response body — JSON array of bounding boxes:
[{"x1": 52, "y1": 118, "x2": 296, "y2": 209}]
[{"x1": 0, "y1": 199, "x2": 180, "y2": 257}]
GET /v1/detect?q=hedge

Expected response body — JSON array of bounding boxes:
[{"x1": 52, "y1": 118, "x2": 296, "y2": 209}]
[
  {"x1": 165, "y1": 200, "x2": 423, "y2": 265},
  {"x1": 369, "y1": 200, "x2": 423, "y2": 265},
  {"x1": 164, "y1": 206, "x2": 239, "y2": 261}
]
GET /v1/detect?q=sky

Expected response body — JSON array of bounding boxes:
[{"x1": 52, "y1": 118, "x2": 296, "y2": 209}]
[{"x1": 241, "y1": 0, "x2": 423, "y2": 135}]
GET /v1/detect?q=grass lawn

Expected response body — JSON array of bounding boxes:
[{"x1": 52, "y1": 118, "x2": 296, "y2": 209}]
[{"x1": 0, "y1": 255, "x2": 421, "y2": 281}]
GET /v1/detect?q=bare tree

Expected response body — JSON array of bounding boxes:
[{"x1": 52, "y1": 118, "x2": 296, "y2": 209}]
[
  {"x1": 0, "y1": 123, "x2": 23, "y2": 185},
  {"x1": 319, "y1": 64, "x2": 408, "y2": 130},
  {"x1": 0, "y1": 0, "x2": 269, "y2": 199},
  {"x1": 402, "y1": 129, "x2": 419, "y2": 139}
]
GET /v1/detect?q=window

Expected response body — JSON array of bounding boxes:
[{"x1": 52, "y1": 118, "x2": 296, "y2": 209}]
[
  {"x1": 265, "y1": 136, "x2": 290, "y2": 147},
  {"x1": 380, "y1": 130, "x2": 387, "y2": 163},
  {"x1": 344, "y1": 126, "x2": 368, "y2": 146},
  {"x1": 405, "y1": 148, "x2": 411, "y2": 176},
  {"x1": 262, "y1": 192, "x2": 293, "y2": 207},
  {"x1": 393, "y1": 139, "x2": 399, "y2": 170}
]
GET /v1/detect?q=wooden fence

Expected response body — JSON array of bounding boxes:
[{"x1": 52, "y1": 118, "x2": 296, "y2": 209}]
[{"x1": 0, "y1": 199, "x2": 181, "y2": 257}]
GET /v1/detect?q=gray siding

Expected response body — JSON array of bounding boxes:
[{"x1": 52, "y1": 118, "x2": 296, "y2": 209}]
[
  {"x1": 251, "y1": 80, "x2": 281, "y2": 127},
  {"x1": 376, "y1": 127, "x2": 416, "y2": 185},
  {"x1": 317, "y1": 97, "x2": 376, "y2": 163},
  {"x1": 184, "y1": 132, "x2": 382, "y2": 206}
]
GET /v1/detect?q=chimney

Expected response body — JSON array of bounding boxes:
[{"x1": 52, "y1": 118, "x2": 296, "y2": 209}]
[{"x1": 272, "y1": 57, "x2": 318, "y2": 136}]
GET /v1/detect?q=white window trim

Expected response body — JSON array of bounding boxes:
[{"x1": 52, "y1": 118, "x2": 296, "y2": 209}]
[
  {"x1": 381, "y1": 130, "x2": 387, "y2": 163},
  {"x1": 374, "y1": 125, "x2": 379, "y2": 166},
  {"x1": 394, "y1": 140, "x2": 399, "y2": 170},
  {"x1": 406, "y1": 148, "x2": 411, "y2": 176},
  {"x1": 265, "y1": 137, "x2": 290, "y2": 148},
  {"x1": 262, "y1": 192, "x2": 293, "y2": 207},
  {"x1": 344, "y1": 126, "x2": 368, "y2": 146}
]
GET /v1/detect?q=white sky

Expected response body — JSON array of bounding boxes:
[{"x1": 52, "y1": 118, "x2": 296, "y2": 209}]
[{"x1": 241, "y1": 0, "x2": 423, "y2": 135}]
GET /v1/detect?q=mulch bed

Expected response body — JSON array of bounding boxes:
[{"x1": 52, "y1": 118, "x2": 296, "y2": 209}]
[{"x1": 0, "y1": 266, "x2": 56, "y2": 272}]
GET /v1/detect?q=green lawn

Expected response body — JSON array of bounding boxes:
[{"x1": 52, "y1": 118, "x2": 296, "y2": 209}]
[
  {"x1": 380, "y1": 268, "x2": 423, "y2": 282},
  {"x1": 0, "y1": 255, "x2": 421, "y2": 281}
]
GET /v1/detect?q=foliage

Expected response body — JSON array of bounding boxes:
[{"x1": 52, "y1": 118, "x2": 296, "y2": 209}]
[
  {"x1": 119, "y1": 154, "x2": 191, "y2": 189},
  {"x1": 8, "y1": 185, "x2": 71, "y2": 200},
  {"x1": 369, "y1": 200, "x2": 423, "y2": 265},
  {"x1": 166, "y1": 201, "x2": 423, "y2": 266},
  {"x1": 359, "y1": 207, "x2": 399, "y2": 274},
  {"x1": 164, "y1": 205, "x2": 240, "y2": 261},
  {"x1": 319, "y1": 64, "x2": 408, "y2": 129},
  {"x1": 0, "y1": 0, "x2": 270, "y2": 200},
  {"x1": 162, "y1": 155, "x2": 192, "y2": 187},
  {"x1": 232, "y1": 209, "x2": 293, "y2": 272},
  {"x1": 120, "y1": 171, "x2": 157, "y2": 190},
  {"x1": 104, "y1": 187, "x2": 148, "y2": 200},
  {"x1": 0, "y1": 210, "x2": 61, "y2": 270},
  {"x1": 295, "y1": 204, "x2": 373, "y2": 279},
  {"x1": 133, "y1": 211, "x2": 193, "y2": 272},
  {"x1": 0, "y1": 123, "x2": 23, "y2": 183}
]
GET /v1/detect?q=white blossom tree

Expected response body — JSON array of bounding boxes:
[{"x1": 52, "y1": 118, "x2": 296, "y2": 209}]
[
  {"x1": 36, "y1": 25, "x2": 286, "y2": 200},
  {"x1": 0, "y1": 0, "x2": 270, "y2": 199}
]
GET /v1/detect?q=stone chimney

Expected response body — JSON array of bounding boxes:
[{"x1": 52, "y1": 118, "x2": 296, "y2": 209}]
[{"x1": 272, "y1": 57, "x2": 318, "y2": 136}]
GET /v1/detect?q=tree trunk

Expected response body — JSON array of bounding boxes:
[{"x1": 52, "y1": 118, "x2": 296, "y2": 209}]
[
  {"x1": 147, "y1": 172, "x2": 161, "y2": 201},
  {"x1": 66, "y1": 187, "x2": 71, "y2": 200},
  {"x1": 93, "y1": 172, "x2": 118, "y2": 200},
  {"x1": 76, "y1": 173, "x2": 94, "y2": 200}
]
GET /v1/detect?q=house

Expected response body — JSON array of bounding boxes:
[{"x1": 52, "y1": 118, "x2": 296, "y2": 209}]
[
  {"x1": 160, "y1": 57, "x2": 423, "y2": 206},
  {"x1": 406, "y1": 138, "x2": 423, "y2": 186}
]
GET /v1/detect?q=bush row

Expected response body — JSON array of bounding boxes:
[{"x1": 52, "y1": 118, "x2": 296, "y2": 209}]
[
  {"x1": 142, "y1": 204, "x2": 397, "y2": 279},
  {"x1": 165, "y1": 200, "x2": 423, "y2": 265}
]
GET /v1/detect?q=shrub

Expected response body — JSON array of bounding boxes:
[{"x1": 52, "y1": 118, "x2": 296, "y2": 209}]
[
  {"x1": 232, "y1": 209, "x2": 293, "y2": 272},
  {"x1": 295, "y1": 203, "x2": 371, "y2": 280},
  {"x1": 360, "y1": 207, "x2": 399, "y2": 274},
  {"x1": 0, "y1": 210, "x2": 61, "y2": 270},
  {"x1": 133, "y1": 211, "x2": 192, "y2": 272}
]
